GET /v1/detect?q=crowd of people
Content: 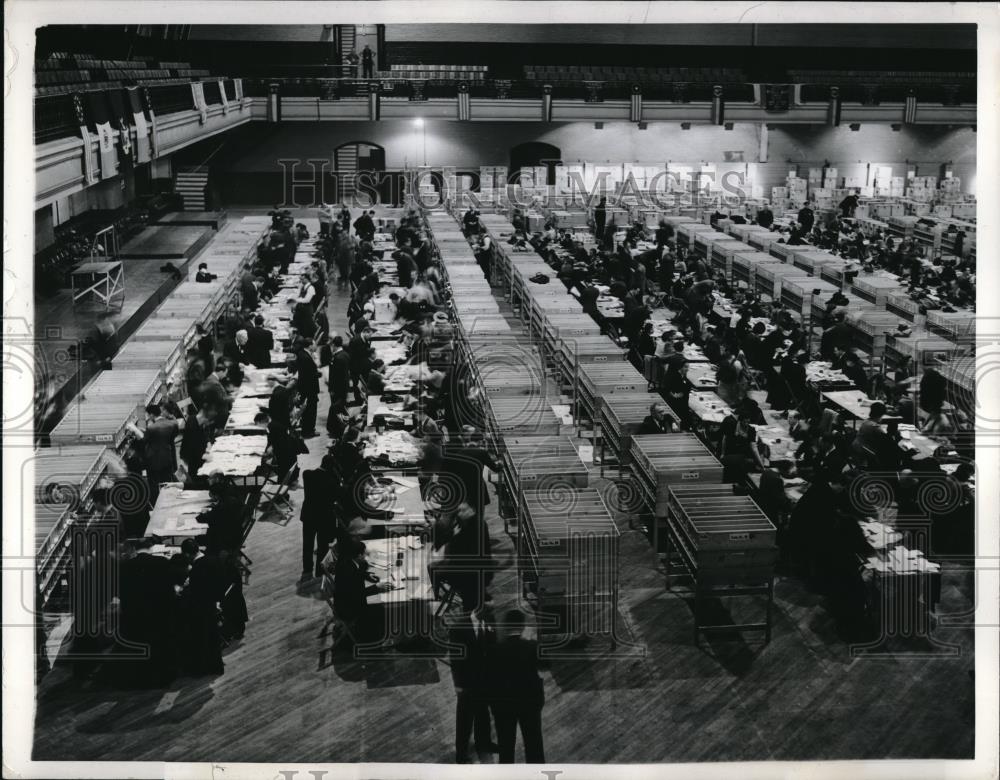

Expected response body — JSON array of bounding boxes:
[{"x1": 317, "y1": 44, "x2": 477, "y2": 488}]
[{"x1": 459, "y1": 199, "x2": 975, "y2": 641}]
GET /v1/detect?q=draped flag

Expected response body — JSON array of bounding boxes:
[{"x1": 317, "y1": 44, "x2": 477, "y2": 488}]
[
  {"x1": 142, "y1": 87, "x2": 159, "y2": 159},
  {"x1": 630, "y1": 84, "x2": 642, "y2": 122},
  {"x1": 904, "y1": 91, "x2": 918, "y2": 124},
  {"x1": 86, "y1": 91, "x2": 118, "y2": 178},
  {"x1": 128, "y1": 87, "x2": 152, "y2": 163},
  {"x1": 710, "y1": 85, "x2": 725, "y2": 126},
  {"x1": 107, "y1": 88, "x2": 133, "y2": 172},
  {"x1": 73, "y1": 93, "x2": 98, "y2": 184}
]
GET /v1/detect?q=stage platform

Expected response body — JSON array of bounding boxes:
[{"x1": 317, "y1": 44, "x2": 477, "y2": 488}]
[
  {"x1": 119, "y1": 224, "x2": 215, "y2": 260},
  {"x1": 34, "y1": 223, "x2": 224, "y2": 427},
  {"x1": 149, "y1": 211, "x2": 228, "y2": 230}
]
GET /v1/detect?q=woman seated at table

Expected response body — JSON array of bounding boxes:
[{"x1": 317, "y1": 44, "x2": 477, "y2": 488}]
[
  {"x1": 718, "y1": 402, "x2": 767, "y2": 485},
  {"x1": 631, "y1": 321, "x2": 657, "y2": 366}
]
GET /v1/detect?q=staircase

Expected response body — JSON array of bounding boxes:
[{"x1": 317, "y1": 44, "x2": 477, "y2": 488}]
[
  {"x1": 339, "y1": 25, "x2": 357, "y2": 72},
  {"x1": 175, "y1": 168, "x2": 208, "y2": 211},
  {"x1": 335, "y1": 144, "x2": 359, "y2": 202}
]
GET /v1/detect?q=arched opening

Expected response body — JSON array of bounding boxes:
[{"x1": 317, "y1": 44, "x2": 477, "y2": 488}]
[
  {"x1": 509, "y1": 141, "x2": 562, "y2": 186},
  {"x1": 334, "y1": 141, "x2": 388, "y2": 204}
]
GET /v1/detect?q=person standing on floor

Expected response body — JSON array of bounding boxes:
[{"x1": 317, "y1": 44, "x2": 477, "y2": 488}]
[
  {"x1": 334, "y1": 226, "x2": 356, "y2": 290},
  {"x1": 486, "y1": 608, "x2": 546, "y2": 764},
  {"x1": 129, "y1": 403, "x2": 186, "y2": 506},
  {"x1": 345, "y1": 49, "x2": 360, "y2": 78},
  {"x1": 317, "y1": 202, "x2": 335, "y2": 237},
  {"x1": 361, "y1": 44, "x2": 375, "y2": 78},
  {"x1": 293, "y1": 340, "x2": 321, "y2": 438},
  {"x1": 179, "y1": 540, "x2": 226, "y2": 676},
  {"x1": 593, "y1": 196, "x2": 607, "y2": 243},
  {"x1": 327, "y1": 335, "x2": 352, "y2": 409},
  {"x1": 353, "y1": 209, "x2": 377, "y2": 242},
  {"x1": 347, "y1": 326, "x2": 373, "y2": 405},
  {"x1": 300, "y1": 455, "x2": 340, "y2": 580},
  {"x1": 450, "y1": 606, "x2": 497, "y2": 763}
]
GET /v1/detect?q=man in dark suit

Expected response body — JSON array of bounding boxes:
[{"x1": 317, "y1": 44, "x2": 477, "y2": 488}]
[
  {"x1": 239, "y1": 270, "x2": 258, "y2": 311},
  {"x1": 353, "y1": 210, "x2": 376, "y2": 242},
  {"x1": 180, "y1": 541, "x2": 226, "y2": 676},
  {"x1": 361, "y1": 44, "x2": 375, "y2": 78},
  {"x1": 485, "y1": 608, "x2": 545, "y2": 764},
  {"x1": 437, "y1": 503, "x2": 493, "y2": 612},
  {"x1": 293, "y1": 342, "x2": 320, "y2": 437},
  {"x1": 819, "y1": 311, "x2": 852, "y2": 360},
  {"x1": 450, "y1": 607, "x2": 497, "y2": 762},
  {"x1": 347, "y1": 328, "x2": 372, "y2": 404},
  {"x1": 797, "y1": 205, "x2": 815, "y2": 234},
  {"x1": 638, "y1": 402, "x2": 675, "y2": 435},
  {"x1": 196, "y1": 481, "x2": 244, "y2": 555},
  {"x1": 655, "y1": 220, "x2": 674, "y2": 248},
  {"x1": 134, "y1": 403, "x2": 185, "y2": 505},
  {"x1": 327, "y1": 335, "x2": 352, "y2": 409},
  {"x1": 756, "y1": 204, "x2": 774, "y2": 229},
  {"x1": 300, "y1": 456, "x2": 340, "y2": 579},
  {"x1": 245, "y1": 314, "x2": 274, "y2": 368},
  {"x1": 593, "y1": 196, "x2": 607, "y2": 240},
  {"x1": 333, "y1": 540, "x2": 389, "y2": 642},
  {"x1": 395, "y1": 249, "x2": 417, "y2": 289}
]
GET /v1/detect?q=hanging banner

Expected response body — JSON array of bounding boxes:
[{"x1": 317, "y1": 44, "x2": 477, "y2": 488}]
[
  {"x1": 108, "y1": 89, "x2": 133, "y2": 170},
  {"x1": 86, "y1": 91, "x2": 118, "y2": 178},
  {"x1": 128, "y1": 87, "x2": 151, "y2": 163},
  {"x1": 142, "y1": 87, "x2": 159, "y2": 159},
  {"x1": 73, "y1": 93, "x2": 98, "y2": 184}
]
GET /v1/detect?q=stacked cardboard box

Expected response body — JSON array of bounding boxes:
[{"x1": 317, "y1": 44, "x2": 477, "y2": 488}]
[
  {"x1": 786, "y1": 175, "x2": 808, "y2": 208},
  {"x1": 952, "y1": 203, "x2": 976, "y2": 219},
  {"x1": 811, "y1": 187, "x2": 833, "y2": 209},
  {"x1": 870, "y1": 201, "x2": 905, "y2": 220}
]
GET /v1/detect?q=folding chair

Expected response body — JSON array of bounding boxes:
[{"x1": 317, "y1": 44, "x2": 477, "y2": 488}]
[
  {"x1": 434, "y1": 579, "x2": 459, "y2": 618},
  {"x1": 237, "y1": 489, "x2": 261, "y2": 583},
  {"x1": 258, "y1": 461, "x2": 299, "y2": 520}
]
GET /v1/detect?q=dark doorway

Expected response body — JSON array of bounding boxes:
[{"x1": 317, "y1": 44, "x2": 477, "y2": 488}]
[
  {"x1": 335, "y1": 141, "x2": 388, "y2": 205},
  {"x1": 510, "y1": 141, "x2": 562, "y2": 186}
]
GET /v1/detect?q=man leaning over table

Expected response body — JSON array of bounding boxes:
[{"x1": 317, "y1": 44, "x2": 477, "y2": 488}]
[{"x1": 128, "y1": 402, "x2": 186, "y2": 506}]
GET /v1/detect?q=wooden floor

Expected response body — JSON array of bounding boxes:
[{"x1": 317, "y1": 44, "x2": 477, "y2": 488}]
[{"x1": 32, "y1": 213, "x2": 976, "y2": 764}]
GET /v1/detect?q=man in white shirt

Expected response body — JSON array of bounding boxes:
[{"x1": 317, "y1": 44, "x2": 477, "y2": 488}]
[{"x1": 317, "y1": 203, "x2": 335, "y2": 236}]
